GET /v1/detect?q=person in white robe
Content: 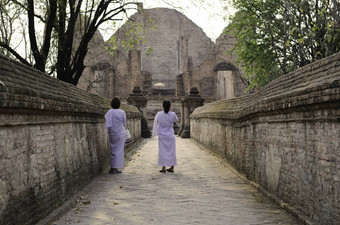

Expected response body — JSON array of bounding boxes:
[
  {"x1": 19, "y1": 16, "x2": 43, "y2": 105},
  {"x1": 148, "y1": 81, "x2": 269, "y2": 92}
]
[
  {"x1": 105, "y1": 97, "x2": 126, "y2": 174},
  {"x1": 152, "y1": 100, "x2": 179, "y2": 173}
]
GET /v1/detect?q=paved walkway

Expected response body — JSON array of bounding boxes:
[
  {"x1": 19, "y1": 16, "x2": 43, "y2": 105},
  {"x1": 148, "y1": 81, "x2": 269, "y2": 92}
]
[{"x1": 51, "y1": 137, "x2": 301, "y2": 225}]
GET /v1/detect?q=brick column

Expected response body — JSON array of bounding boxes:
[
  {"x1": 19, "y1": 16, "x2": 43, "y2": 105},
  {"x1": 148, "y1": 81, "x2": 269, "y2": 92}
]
[
  {"x1": 127, "y1": 86, "x2": 151, "y2": 138},
  {"x1": 180, "y1": 87, "x2": 204, "y2": 138}
]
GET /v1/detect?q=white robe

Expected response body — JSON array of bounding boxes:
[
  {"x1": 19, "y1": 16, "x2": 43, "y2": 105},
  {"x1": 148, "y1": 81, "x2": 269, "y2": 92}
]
[
  {"x1": 152, "y1": 111, "x2": 179, "y2": 166},
  {"x1": 105, "y1": 109, "x2": 126, "y2": 169}
]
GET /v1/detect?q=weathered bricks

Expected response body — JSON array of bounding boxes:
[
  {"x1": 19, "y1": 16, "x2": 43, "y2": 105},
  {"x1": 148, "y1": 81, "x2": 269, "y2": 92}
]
[
  {"x1": 0, "y1": 54, "x2": 141, "y2": 225},
  {"x1": 190, "y1": 52, "x2": 340, "y2": 225}
]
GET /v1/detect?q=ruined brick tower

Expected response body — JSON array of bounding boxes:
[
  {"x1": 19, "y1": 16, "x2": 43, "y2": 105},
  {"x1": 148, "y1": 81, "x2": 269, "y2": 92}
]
[{"x1": 77, "y1": 4, "x2": 246, "y2": 102}]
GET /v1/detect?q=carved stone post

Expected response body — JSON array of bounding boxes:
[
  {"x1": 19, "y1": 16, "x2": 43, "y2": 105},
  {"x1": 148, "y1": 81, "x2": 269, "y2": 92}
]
[
  {"x1": 127, "y1": 86, "x2": 151, "y2": 138},
  {"x1": 180, "y1": 87, "x2": 204, "y2": 138},
  {"x1": 177, "y1": 100, "x2": 185, "y2": 136}
]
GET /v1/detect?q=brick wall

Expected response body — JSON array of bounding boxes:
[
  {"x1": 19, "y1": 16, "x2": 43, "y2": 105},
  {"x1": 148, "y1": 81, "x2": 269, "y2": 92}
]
[
  {"x1": 190, "y1": 52, "x2": 340, "y2": 225},
  {"x1": 0, "y1": 55, "x2": 141, "y2": 225},
  {"x1": 145, "y1": 97, "x2": 182, "y2": 130}
]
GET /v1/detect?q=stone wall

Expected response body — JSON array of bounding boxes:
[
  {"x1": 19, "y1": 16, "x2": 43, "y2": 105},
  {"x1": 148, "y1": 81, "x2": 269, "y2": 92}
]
[
  {"x1": 175, "y1": 30, "x2": 246, "y2": 101},
  {"x1": 0, "y1": 55, "x2": 142, "y2": 225},
  {"x1": 79, "y1": 7, "x2": 216, "y2": 98},
  {"x1": 190, "y1": 52, "x2": 340, "y2": 225},
  {"x1": 77, "y1": 28, "x2": 115, "y2": 98},
  {"x1": 78, "y1": 7, "x2": 247, "y2": 104},
  {"x1": 128, "y1": 7, "x2": 215, "y2": 90},
  {"x1": 145, "y1": 97, "x2": 182, "y2": 131}
]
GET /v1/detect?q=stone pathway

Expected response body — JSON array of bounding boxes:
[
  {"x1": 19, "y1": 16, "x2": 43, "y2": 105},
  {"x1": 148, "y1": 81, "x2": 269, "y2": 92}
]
[{"x1": 51, "y1": 137, "x2": 301, "y2": 225}]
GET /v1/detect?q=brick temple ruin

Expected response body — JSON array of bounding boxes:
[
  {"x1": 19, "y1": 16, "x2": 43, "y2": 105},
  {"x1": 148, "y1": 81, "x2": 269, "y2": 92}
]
[
  {"x1": 77, "y1": 5, "x2": 247, "y2": 127},
  {"x1": 1, "y1": 6, "x2": 339, "y2": 223}
]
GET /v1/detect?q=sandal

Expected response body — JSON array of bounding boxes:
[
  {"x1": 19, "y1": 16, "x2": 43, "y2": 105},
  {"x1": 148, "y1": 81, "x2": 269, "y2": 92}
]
[
  {"x1": 166, "y1": 169, "x2": 174, "y2": 173},
  {"x1": 109, "y1": 169, "x2": 122, "y2": 174}
]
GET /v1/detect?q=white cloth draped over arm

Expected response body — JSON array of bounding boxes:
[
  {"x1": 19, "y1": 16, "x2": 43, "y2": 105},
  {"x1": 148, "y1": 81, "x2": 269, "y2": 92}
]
[
  {"x1": 172, "y1": 112, "x2": 179, "y2": 123},
  {"x1": 105, "y1": 109, "x2": 114, "y2": 128},
  {"x1": 105, "y1": 109, "x2": 126, "y2": 130},
  {"x1": 152, "y1": 112, "x2": 159, "y2": 136}
]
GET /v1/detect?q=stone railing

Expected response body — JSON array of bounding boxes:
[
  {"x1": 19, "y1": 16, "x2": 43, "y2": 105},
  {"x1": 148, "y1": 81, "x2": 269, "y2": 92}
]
[
  {"x1": 190, "y1": 52, "x2": 340, "y2": 225},
  {"x1": 0, "y1": 54, "x2": 141, "y2": 225}
]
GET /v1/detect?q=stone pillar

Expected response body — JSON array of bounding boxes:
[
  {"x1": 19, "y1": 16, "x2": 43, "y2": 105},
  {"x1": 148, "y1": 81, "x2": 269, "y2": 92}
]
[
  {"x1": 176, "y1": 74, "x2": 185, "y2": 97},
  {"x1": 180, "y1": 87, "x2": 204, "y2": 138},
  {"x1": 127, "y1": 86, "x2": 151, "y2": 138},
  {"x1": 142, "y1": 71, "x2": 152, "y2": 96},
  {"x1": 177, "y1": 100, "x2": 185, "y2": 136},
  {"x1": 128, "y1": 50, "x2": 142, "y2": 94}
]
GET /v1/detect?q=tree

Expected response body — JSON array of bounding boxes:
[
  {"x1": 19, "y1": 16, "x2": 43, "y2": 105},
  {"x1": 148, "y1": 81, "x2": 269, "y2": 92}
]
[
  {"x1": 0, "y1": 0, "x2": 30, "y2": 61},
  {"x1": 0, "y1": 0, "x2": 139, "y2": 85},
  {"x1": 226, "y1": 0, "x2": 340, "y2": 90}
]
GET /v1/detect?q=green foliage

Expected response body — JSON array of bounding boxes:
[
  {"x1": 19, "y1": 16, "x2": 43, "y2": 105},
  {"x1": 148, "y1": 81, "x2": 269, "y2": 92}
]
[
  {"x1": 105, "y1": 36, "x2": 118, "y2": 56},
  {"x1": 0, "y1": 0, "x2": 140, "y2": 85},
  {"x1": 145, "y1": 46, "x2": 154, "y2": 56},
  {"x1": 226, "y1": 0, "x2": 340, "y2": 90},
  {"x1": 121, "y1": 21, "x2": 146, "y2": 50}
]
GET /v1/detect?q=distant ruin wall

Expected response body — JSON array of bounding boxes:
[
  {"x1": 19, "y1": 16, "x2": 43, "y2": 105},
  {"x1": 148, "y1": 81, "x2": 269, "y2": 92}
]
[
  {"x1": 112, "y1": 8, "x2": 215, "y2": 91},
  {"x1": 145, "y1": 97, "x2": 182, "y2": 132},
  {"x1": 0, "y1": 55, "x2": 141, "y2": 225},
  {"x1": 190, "y1": 52, "x2": 340, "y2": 225}
]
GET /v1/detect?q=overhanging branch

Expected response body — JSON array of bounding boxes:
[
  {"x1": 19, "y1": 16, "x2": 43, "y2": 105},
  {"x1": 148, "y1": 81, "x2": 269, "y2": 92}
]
[{"x1": 0, "y1": 41, "x2": 31, "y2": 66}]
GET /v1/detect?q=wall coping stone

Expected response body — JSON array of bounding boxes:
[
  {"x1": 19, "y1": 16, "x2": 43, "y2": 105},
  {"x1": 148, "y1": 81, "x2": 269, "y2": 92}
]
[
  {"x1": 191, "y1": 52, "x2": 340, "y2": 120},
  {"x1": 0, "y1": 54, "x2": 141, "y2": 119}
]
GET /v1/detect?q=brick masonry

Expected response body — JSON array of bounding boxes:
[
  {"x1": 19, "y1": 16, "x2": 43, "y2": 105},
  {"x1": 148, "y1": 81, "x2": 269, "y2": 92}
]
[
  {"x1": 190, "y1": 52, "x2": 340, "y2": 225},
  {"x1": 0, "y1": 55, "x2": 142, "y2": 225},
  {"x1": 78, "y1": 7, "x2": 247, "y2": 102}
]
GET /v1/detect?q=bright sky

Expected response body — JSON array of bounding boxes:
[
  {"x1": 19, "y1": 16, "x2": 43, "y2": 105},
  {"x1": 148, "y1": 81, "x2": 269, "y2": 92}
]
[
  {"x1": 140, "y1": 0, "x2": 235, "y2": 41},
  {"x1": 11, "y1": 0, "x2": 236, "y2": 57}
]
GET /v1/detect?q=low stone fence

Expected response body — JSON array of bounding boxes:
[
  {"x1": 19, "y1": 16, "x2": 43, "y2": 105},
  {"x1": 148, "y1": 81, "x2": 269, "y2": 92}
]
[
  {"x1": 190, "y1": 52, "x2": 340, "y2": 225},
  {"x1": 0, "y1": 55, "x2": 141, "y2": 225}
]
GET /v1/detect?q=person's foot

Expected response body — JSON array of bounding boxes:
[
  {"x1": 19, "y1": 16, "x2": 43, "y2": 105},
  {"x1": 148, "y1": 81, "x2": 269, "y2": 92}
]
[
  {"x1": 166, "y1": 168, "x2": 174, "y2": 173},
  {"x1": 109, "y1": 168, "x2": 122, "y2": 174},
  {"x1": 159, "y1": 166, "x2": 166, "y2": 173}
]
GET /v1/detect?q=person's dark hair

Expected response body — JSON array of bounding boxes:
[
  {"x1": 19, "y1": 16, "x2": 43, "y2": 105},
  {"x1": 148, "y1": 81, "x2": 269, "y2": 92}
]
[
  {"x1": 163, "y1": 100, "x2": 171, "y2": 113},
  {"x1": 111, "y1": 97, "x2": 121, "y2": 109}
]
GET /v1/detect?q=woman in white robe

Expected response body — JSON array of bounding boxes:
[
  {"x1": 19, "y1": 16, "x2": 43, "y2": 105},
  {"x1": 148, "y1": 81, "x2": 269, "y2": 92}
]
[
  {"x1": 152, "y1": 100, "x2": 179, "y2": 173},
  {"x1": 105, "y1": 97, "x2": 126, "y2": 174}
]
